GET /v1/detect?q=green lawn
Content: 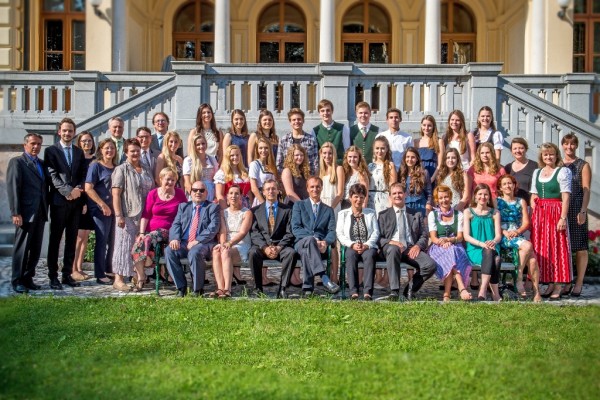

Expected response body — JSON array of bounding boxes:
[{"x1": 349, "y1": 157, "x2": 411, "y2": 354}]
[{"x1": 0, "y1": 297, "x2": 599, "y2": 399}]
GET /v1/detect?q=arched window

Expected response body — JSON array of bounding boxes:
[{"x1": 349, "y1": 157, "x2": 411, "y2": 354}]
[
  {"x1": 342, "y1": 1, "x2": 391, "y2": 63},
  {"x1": 173, "y1": 0, "x2": 215, "y2": 61},
  {"x1": 41, "y1": 0, "x2": 86, "y2": 70},
  {"x1": 573, "y1": 0, "x2": 600, "y2": 72},
  {"x1": 257, "y1": 0, "x2": 306, "y2": 63},
  {"x1": 441, "y1": 0, "x2": 476, "y2": 64}
]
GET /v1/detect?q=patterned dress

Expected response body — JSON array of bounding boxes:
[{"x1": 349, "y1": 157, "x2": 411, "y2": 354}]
[
  {"x1": 224, "y1": 208, "x2": 251, "y2": 262},
  {"x1": 440, "y1": 174, "x2": 462, "y2": 208},
  {"x1": 530, "y1": 167, "x2": 573, "y2": 284},
  {"x1": 497, "y1": 197, "x2": 527, "y2": 249},
  {"x1": 428, "y1": 210, "x2": 472, "y2": 282},
  {"x1": 341, "y1": 173, "x2": 361, "y2": 209},
  {"x1": 367, "y1": 163, "x2": 389, "y2": 215},
  {"x1": 565, "y1": 158, "x2": 589, "y2": 251}
]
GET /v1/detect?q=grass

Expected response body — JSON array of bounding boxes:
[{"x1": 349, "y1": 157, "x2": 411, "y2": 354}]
[{"x1": 0, "y1": 297, "x2": 599, "y2": 399}]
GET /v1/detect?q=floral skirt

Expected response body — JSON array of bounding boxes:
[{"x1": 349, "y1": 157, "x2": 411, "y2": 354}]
[{"x1": 131, "y1": 229, "x2": 169, "y2": 266}]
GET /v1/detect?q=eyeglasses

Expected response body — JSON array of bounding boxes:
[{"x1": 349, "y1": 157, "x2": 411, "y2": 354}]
[{"x1": 191, "y1": 188, "x2": 206, "y2": 193}]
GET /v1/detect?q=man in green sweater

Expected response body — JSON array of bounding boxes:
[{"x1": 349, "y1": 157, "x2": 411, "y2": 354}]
[
  {"x1": 349, "y1": 101, "x2": 380, "y2": 164},
  {"x1": 312, "y1": 99, "x2": 350, "y2": 165}
]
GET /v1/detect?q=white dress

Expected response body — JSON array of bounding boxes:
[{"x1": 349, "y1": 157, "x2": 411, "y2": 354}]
[
  {"x1": 182, "y1": 155, "x2": 218, "y2": 201},
  {"x1": 321, "y1": 174, "x2": 341, "y2": 214},
  {"x1": 449, "y1": 140, "x2": 470, "y2": 170},
  {"x1": 248, "y1": 160, "x2": 275, "y2": 206},
  {"x1": 224, "y1": 208, "x2": 250, "y2": 262},
  {"x1": 367, "y1": 162, "x2": 389, "y2": 216}
]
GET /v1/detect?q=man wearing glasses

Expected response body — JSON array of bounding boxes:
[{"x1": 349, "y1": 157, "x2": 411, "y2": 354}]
[
  {"x1": 165, "y1": 181, "x2": 220, "y2": 297},
  {"x1": 150, "y1": 112, "x2": 183, "y2": 158},
  {"x1": 136, "y1": 127, "x2": 157, "y2": 174}
]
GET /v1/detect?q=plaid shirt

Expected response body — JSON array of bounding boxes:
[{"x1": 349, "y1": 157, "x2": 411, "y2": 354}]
[{"x1": 275, "y1": 130, "x2": 319, "y2": 175}]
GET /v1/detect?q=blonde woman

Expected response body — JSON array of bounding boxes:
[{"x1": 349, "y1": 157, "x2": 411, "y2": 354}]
[
  {"x1": 249, "y1": 137, "x2": 279, "y2": 206},
  {"x1": 281, "y1": 144, "x2": 311, "y2": 204},
  {"x1": 214, "y1": 144, "x2": 252, "y2": 210},
  {"x1": 183, "y1": 134, "x2": 218, "y2": 201},
  {"x1": 467, "y1": 142, "x2": 506, "y2": 200},
  {"x1": 155, "y1": 131, "x2": 183, "y2": 188},
  {"x1": 341, "y1": 146, "x2": 370, "y2": 209}
]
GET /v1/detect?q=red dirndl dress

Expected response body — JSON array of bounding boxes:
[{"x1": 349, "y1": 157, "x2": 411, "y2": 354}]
[{"x1": 531, "y1": 183, "x2": 573, "y2": 284}]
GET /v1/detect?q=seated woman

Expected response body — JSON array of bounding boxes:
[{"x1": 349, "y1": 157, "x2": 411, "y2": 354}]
[
  {"x1": 428, "y1": 185, "x2": 472, "y2": 302},
  {"x1": 463, "y1": 183, "x2": 503, "y2": 301},
  {"x1": 214, "y1": 144, "x2": 252, "y2": 210},
  {"x1": 497, "y1": 174, "x2": 541, "y2": 302},
  {"x1": 336, "y1": 183, "x2": 379, "y2": 301},
  {"x1": 183, "y1": 134, "x2": 218, "y2": 201},
  {"x1": 132, "y1": 168, "x2": 187, "y2": 281},
  {"x1": 281, "y1": 144, "x2": 310, "y2": 204},
  {"x1": 155, "y1": 131, "x2": 184, "y2": 188},
  {"x1": 211, "y1": 185, "x2": 252, "y2": 298}
]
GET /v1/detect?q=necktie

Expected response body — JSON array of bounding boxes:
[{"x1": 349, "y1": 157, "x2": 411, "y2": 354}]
[
  {"x1": 361, "y1": 127, "x2": 367, "y2": 139},
  {"x1": 116, "y1": 140, "x2": 123, "y2": 159},
  {"x1": 397, "y1": 209, "x2": 407, "y2": 247},
  {"x1": 268, "y1": 205, "x2": 275, "y2": 234},
  {"x1": 312, "y1": 203, "x2": 318, "y2": 220},
  {"x1": 188, "y1": 205, "x2": 201, "y2": 241},
  {"x1": 142, "y1": 150, "x2": 150, "y2": 168},
  {"x1": 158, "y1": 135, "x2": 163, "y2": 150},
  {"x1": 65, "y1": 146, "x2": 72, "y2": 167},
  {"x1": 33, "y1": 157, "x2": 43, "y2": 178}
]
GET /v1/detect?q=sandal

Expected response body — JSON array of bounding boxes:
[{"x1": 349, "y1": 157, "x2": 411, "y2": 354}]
[
  {"x1": 459, "y1": 288, "x2": 472, "y2": 301},
  {"x1": 541, "y1": 284, "x2": 555, "y2": 298},
  {"x1": 219, "y1": 290, "x2": 231, "y2": 299},
  {"x1": 442, "y1": 294, "x2": 451, "y2": 303},
  {"x1": 363, "y1": 294, "x2": 373, "y2": 301},
  {"x1": 350, "y1": 293, "x2": 359, "y2": 300},
  {"x1": 516, "y1": 283, "x2": 527, "y2": 298}
]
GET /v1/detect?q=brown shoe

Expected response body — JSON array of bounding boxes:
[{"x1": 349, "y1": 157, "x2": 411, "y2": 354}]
[
  {"x1": 113, "y1": 282, "x2": 131, "y2": 292},
  {"x1": 71, "y1": 271, "x2": 88, "y2": 281}
]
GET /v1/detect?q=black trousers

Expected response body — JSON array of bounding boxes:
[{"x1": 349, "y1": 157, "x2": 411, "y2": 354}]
[
  {"x1": 248, "y1": 245, "x2": 296, "y2": 292},
  {"x1": 481, "y1": 248, "x2": 501, "y2": 284},
  {"x1": 11, "y1": 211, "x2": 46, "y2": 286},
  {"x1": 47, "y1": 201, "x2": 82, "y2": 279}
]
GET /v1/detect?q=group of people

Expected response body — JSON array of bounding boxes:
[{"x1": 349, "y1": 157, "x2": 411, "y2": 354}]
[{"x1": 7, "y1": 99, "x2": 591, "y2": 302}]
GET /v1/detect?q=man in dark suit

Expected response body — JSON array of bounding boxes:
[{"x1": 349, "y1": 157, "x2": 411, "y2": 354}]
[
  {"x1": 7, "y1": 133, "x2": 49, "y2": 293},
  {"x1": 378, "y1": 182, "x2": 436, "y2": 301},
  {"x1": 136, "y1": 126, "x2": 158, "y2": 174},
  {"x1": 149, "y1": 112, "x2": 183, "y2": 158},
  {"x1": 165, "y1": 180, "x2": 220, "y2": 297},
  {"x1": 248, "y1": 178, "x2": 296, "y2": 297},
  {"x1": 291, "y1": 176, "x2": 340, "y2": 296},
  {"x1": 44, "y1": 117, "x2": 85, "y2": 290}
]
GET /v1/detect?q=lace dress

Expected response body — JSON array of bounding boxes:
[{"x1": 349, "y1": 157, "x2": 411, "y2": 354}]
[
  {"x1": 440, "y1": 174, "x2": 462, "y2": 208},
  {"x1": 341, "y1": 173, "x2": 361, "y2": 209},
  {"x1": 224, "y1": 208, "x2": 251, "y2": 262},
  {"x1": 367, "y1": 163, "x2": 389, "y2": 216}
]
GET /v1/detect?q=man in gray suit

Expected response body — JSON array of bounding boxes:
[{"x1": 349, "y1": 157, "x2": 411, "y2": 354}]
[
  {"x1": 7, "y1": 133, "x2": 48, "y2": 293},
  {"x1": 378, "y1": 182, "x2": 436, "y2": 300},
  {"x1": 165, "y1": 180, "x2": 220, "y2": 297},
  {"x1": 136, "y1": 126, "x2": 158, "y2": 174},
  {"x1": 291, "y1": 176, "x2": 340, "y2": 297}
]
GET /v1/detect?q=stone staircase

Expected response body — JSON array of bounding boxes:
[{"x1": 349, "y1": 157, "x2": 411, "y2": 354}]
[{"x1": 0, "y1": 223, "x2": 14, "y2": 257}]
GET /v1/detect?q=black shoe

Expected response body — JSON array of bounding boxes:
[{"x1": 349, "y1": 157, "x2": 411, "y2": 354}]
[
  {"x1": 252, "y1": 289, "x2": 267, "y2": 298},
  {"x1": 264, "y1": 281, "x2": 278, "y2": 287},
  {"x1": 23, "y1": 280, "x2": 41, "y2": 290},
  {"x1": 388, "y1": 290, "x2": 400, "y2": 301},
  {"x1": 571, "y1": 287, "x2": 583, "y2": 297},
  {"x1": 192, "y1": 289, "x2": 204, "y2": 297},
  {"x1": 289, "y1": 282, "x2": 302, "y2": 288},
  {"x1": 403, "y1": 284, "x2": 413, "y2": 301},
  {"x1": 411, "y1": 275, "x2": 425, "y2": 293},
  {"x1": 176, "y1": 288, "x2": 187, "y2": 297},
  {"x1": 232, "y1": 275, "x2": 247, "y2": 286},
  {"x1": 13, "y1": 284, "x2": 29, "y2": 294},
  {"x1": 323, "y1": 281, "x2": 340, "y2": 294},
  {"x1": 277, "y1": 289, "x2": 288, "y2": 299},
  {"x1": 62, "y1": 276, "x2": 81, "y2": 288},
  {"x1": 96, "y1": 278, "x2": 112, "y2": 285},
  {"x1": 49, "y1": 277, "x2": 63, "y2": 290},
  {"x1": 302, "y1": 290, "x2": 314, "y2": 299}
]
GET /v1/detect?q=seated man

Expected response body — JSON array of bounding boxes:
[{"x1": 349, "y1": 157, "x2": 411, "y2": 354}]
[
  {"x1": 248, "y1": 178, "x2": 296, "y2": 298},
  {"x1": 291, "y1": 176, "x2": 340, "y2": 296},
  {"x1": 378, "y1": 182, "x2": 436, "y2": 301},
  {"x1": 165, "y1": 181, "x2": 220, "y2": 297}
]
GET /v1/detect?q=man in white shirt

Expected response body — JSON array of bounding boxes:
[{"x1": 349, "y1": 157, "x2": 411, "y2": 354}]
[
  {"x1": 312, "y1": 99, "x2": 350, "y2": 165},
  {"x1": 108, "y1": 116, "x2": 125, "y2": 164},
  {"x1": 377, "y1": 108, "x2": 414, "y2": 166}
]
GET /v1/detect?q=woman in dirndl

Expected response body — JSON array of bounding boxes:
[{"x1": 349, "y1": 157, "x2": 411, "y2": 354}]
[{"x1": 529, "y1": 142, "x2": 572, "y2": 301}]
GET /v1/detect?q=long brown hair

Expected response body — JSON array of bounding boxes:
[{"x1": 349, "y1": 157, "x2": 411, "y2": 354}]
[
  {"x1": 283, "y1": 144, "x2": 310, "y2": 179},
  {"x1": 470, "y1": 183, "x2": 494, "y2": 208},
  {"x1": 437, "y1": 147, "x2": 465, "y2": 194},
  {"x1": 399, "y1": 147, "x2": 426, "y2": 195},
  {"x1": 372, "y1": 136, "x2": 394, "y2": 190},
  {"x1": 420, "y1": 115, "x2": 440, "y2": 153},
  {"x1": 473, "y1": 142, "x2": 501, "y2": 175},
  {"x1": 255, "y1": 109, "x2": 279, "y2": 144},
  {"x1": 195, "y1": 103, "x2": 219, "y2": 137},
  {"x1": 342, "y1": 145, "x2": 369, "y2": 184},
  {"x1": 253, "y1": 137, "x2": 278, "y2": 178},
  {"x1": 443, "y1": 109, "x2": 467, "y2": 155}
]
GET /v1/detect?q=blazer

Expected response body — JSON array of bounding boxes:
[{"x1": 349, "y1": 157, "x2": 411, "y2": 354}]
[
  {"x1": 291, "y1": 198, "x2": 336, "y2": 249},
  {"x1": 44, "y1": 142, "x2": 86, "y2": 206},
  {"x1": 336, "y1": 208, "x2": 379, "y2": 249},
  {"x1": 250, "y1": 202, "x2": 295, "y2": 249},
  {"x1": 150, "y1": 133, "x2": 184, "y2": 158},
  {"x1": 140, "y1": 147, "x2": 158, "y2": 176},
  {"x1": 7, "y1": 153, "x2": 48, "y2": 223},
  {"x1": 169, "y1": 200, "x2": 220, "y2": 244},
  {"x1": 377, "y1": 206, "x2": 429, "y2": 251}
]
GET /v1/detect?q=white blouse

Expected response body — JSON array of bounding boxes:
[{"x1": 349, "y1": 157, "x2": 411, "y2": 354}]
[
  {"x1": 529, "y1": 167, "x2": 572, "y2": 194},
  {"x1": 427, "y1": 210, "x2": 464, "y2": 233}
]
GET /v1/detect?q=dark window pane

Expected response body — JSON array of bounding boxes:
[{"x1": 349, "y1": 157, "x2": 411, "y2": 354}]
[
  {"x1": 594, "y1": 0, "x2": 600, "y2": 13},
  {"x1": 72, "y1": 20, "x2": 85, "y2": 51},
  {"x1": 355, "y1": 85, "x2": 364, "y2": 104},
  {"x1": 175, "y1": 41, "x2": 196, "y2": 59},
  {"x1": 200, "y1": 42, "x2": 214, "y2": 62},
  {"x1": 201, "y1": 2, "x2": 214, "y2": 32},
  {"x1": 46, "y1": 53, "x2": 63, "y2": 70},
  {"x1": 283, "y1": 24, "x2": 304, "y2": 33},
  {"x1": 595, "y1": 22, "x2": 600, "y2": 53},
  {"x1": 453, "y1": 42, "x2": 473, "y2": 64},
  {"x1": 46, "y1": 20, "x2": 63, "y2": 51},
  {"x1": 291, "y1": 83, "x2": 300, "y2": 108},
  {"x1": 260, "y1": 42, "x2": 279, "y2": 63},
  {"x1": 284, "y1": 42, "x2": 304, "y2": 63},
  {"x1": 70, "y1": 0, "x2": 85, "y2": 12},
  {"x1": 174, "y1": 3, "x2": 195, "y2": 32},
  {"x1": 369, "y1": 5, "x2": 389, "y2": 33},
  {"x1": 441, "y1": 4, "x2": 448, "y2": 33},
  {"x1": 574, "y1": 0, "x2": 586, "y2": 14},
  {"x1": 453, "y1": 4, "x2": 475, "y2": 33},
  {"x1": 343, "y1": 4, "x2": 364, "y2": 33},
  {"x1": 573, "y1": 55, "x2": 585, "y2": 72},
  {"x1": 594, "y1": 57, "x2": 600, "y2": 73},
  {"x1": 371, "y1": 86, "x2": 380, "y2": 111},
  {"x1": 258, "y1": 85, "x2": 267, "y2": 109},
  {"x1": 72, "y1": 54, "x2": 85, "y2": 69},
  {"x1": 574, "y1": 22, "x2": 586, "y2": 53},
  {"x1": 343, "y1": 23, "x2": 363, "y2": 33},
  {"x1": 344, "y1": 43, "x2": 363, "y2": 62},
  {"x1": 369, "y1": 43, "x2": 388, "y2": 63},
  {"x1": 44, "y1": 0, "x2": 64, "y2": 12},
  {"x1": 441, "y1": 43, "x2": 449, "y2": 63}
]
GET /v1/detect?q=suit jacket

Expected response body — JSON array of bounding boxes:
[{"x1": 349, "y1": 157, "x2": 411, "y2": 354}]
[
  {"x1": 336, "y1": 208, "x2": 379, "y2": 249},
  {"x1": 7, "y1": 153, "x2": 48, "y2": 223},
  {"x1": 44, "y1": 142, "x2": 86, "y2": 206},
  {"x1": 291, "y1": 198, "x2": 336, "y2": 249},
  {"x1": 140, "y1": 147, "x2": 158, "y2": 176},
  {"x1": 250, "y1": 202, "x2": 295, "y2": 249},
  {"x1": 169, "y1": 200, "x2": 220, "y2": 244},
  {"x1": 377, "y1": 207, "x2": 429, "y2": 251},
  {"x1": 151, "y1": 133, "x2": 184, "y2": 158}
]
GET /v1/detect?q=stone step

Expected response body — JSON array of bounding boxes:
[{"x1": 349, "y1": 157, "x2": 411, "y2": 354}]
[
  {"x1": 0, "y1": 244, "x2": 13, "y2": 257},
  {"x1": 0, "y1": 224, "x2": 14, "y2": 243}
]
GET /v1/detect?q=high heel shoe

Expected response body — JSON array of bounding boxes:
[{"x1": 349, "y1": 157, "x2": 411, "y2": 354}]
[
  {"x1": 541, "y1": 284, "x2": 555, "y2": 298},
  {"x1": 232, "y1": 274, "x2": 247, "y2": 286}
]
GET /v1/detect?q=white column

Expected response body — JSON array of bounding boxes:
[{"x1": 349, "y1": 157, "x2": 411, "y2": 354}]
[
  {"x1": 319, "y1": 0, "x2": 335, "y2": 62},
  {"x1": 531, "y1": 0, "x2": 546, "y2": 74},
  {"x1": 424, "y1": 0, "x2": 441, "y2": 64},
  {"x1": 214, "y1": 0, "x2": 230, "y2": 63},
  {"x1": 111, "y1": 0, "x2": 127, "y2": 71}
]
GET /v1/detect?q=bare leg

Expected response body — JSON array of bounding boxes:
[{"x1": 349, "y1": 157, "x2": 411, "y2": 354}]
[
  {"x1": 289, "y1": 268, "x2": 301, "y2": 286},
  {"x1": 133, "y1": 261, "x2": 146, "y2": 291},
  {"x1": 528, "y1": 257, "x2": 541, "y2": 302},
  {"x1": 212, "y1": 247, "x2": 224, "y2": 291},
  {"x1": 224, "y1": 249, "x2": 239, "y2": 293},
  {"x1": 454, "y1": 270, "x2": 472, "y2": 300},
  {"x1": 489, "y1": 283, "x2": 501, "y2": 301},
  {"x1": 443, "y1": 273, "x2": 452, "y2": 302},
  {"x1": 73, "y1": 229, "x2": 90, "y2": 278},
  {"x1": 573, "y1": 250, "x2": 588, "y2": 294},
  {"x1": 516, "y1": 242, "x2": 533, "y2": 296}
]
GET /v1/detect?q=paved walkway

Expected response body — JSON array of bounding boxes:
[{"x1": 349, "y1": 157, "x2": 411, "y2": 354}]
[{"x1": 1, "y1": 257, "x2": 599, "y2": 304}]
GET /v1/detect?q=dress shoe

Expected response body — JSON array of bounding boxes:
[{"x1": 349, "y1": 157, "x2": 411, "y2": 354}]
[
  {"x1": 232, "y1": 275, "x2": 247, "y2": 286},
  {"x1": 302, "y1": 290, "x2": 314, "y2": 299},
  {"x1": 50, "y1": 277, "x2": 63, "y2": 290},
  {"x1": 23, "y1": 280, "x2": 42, "y2": 290},
  {"x1": 403, "y1": 284, "x2": 413, "y2": 301},
  {"x1": 277, "y1": 289, "x2": 288, "y2": 299},
  {"x1": 13, "y1": 284, "x2": 29, "y2": 294},
  {"x1": 62, "y1": 276, "x2": 81, "y2": 288},
  {"x1": 388, "y1": 290, "x2": 400, "y2": 301},
  {"x1": 323, "y1": 280, "x2": 340, "y2": 294},
  {"x1": 96, "y1": 278, "x2": 112, "y2": 285},
  {"x1": 176, "y1": 288, "x2": 187, "y2": 297},
  {"x1": 411, "y1": 275, "x2": 425, "y2": 293},
  {"x1": 363, "y1": 294, "x2": 373, "y2": 301},
  {"x1": 191, "y1": 289, "x2": 204, "y2": 297}
]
